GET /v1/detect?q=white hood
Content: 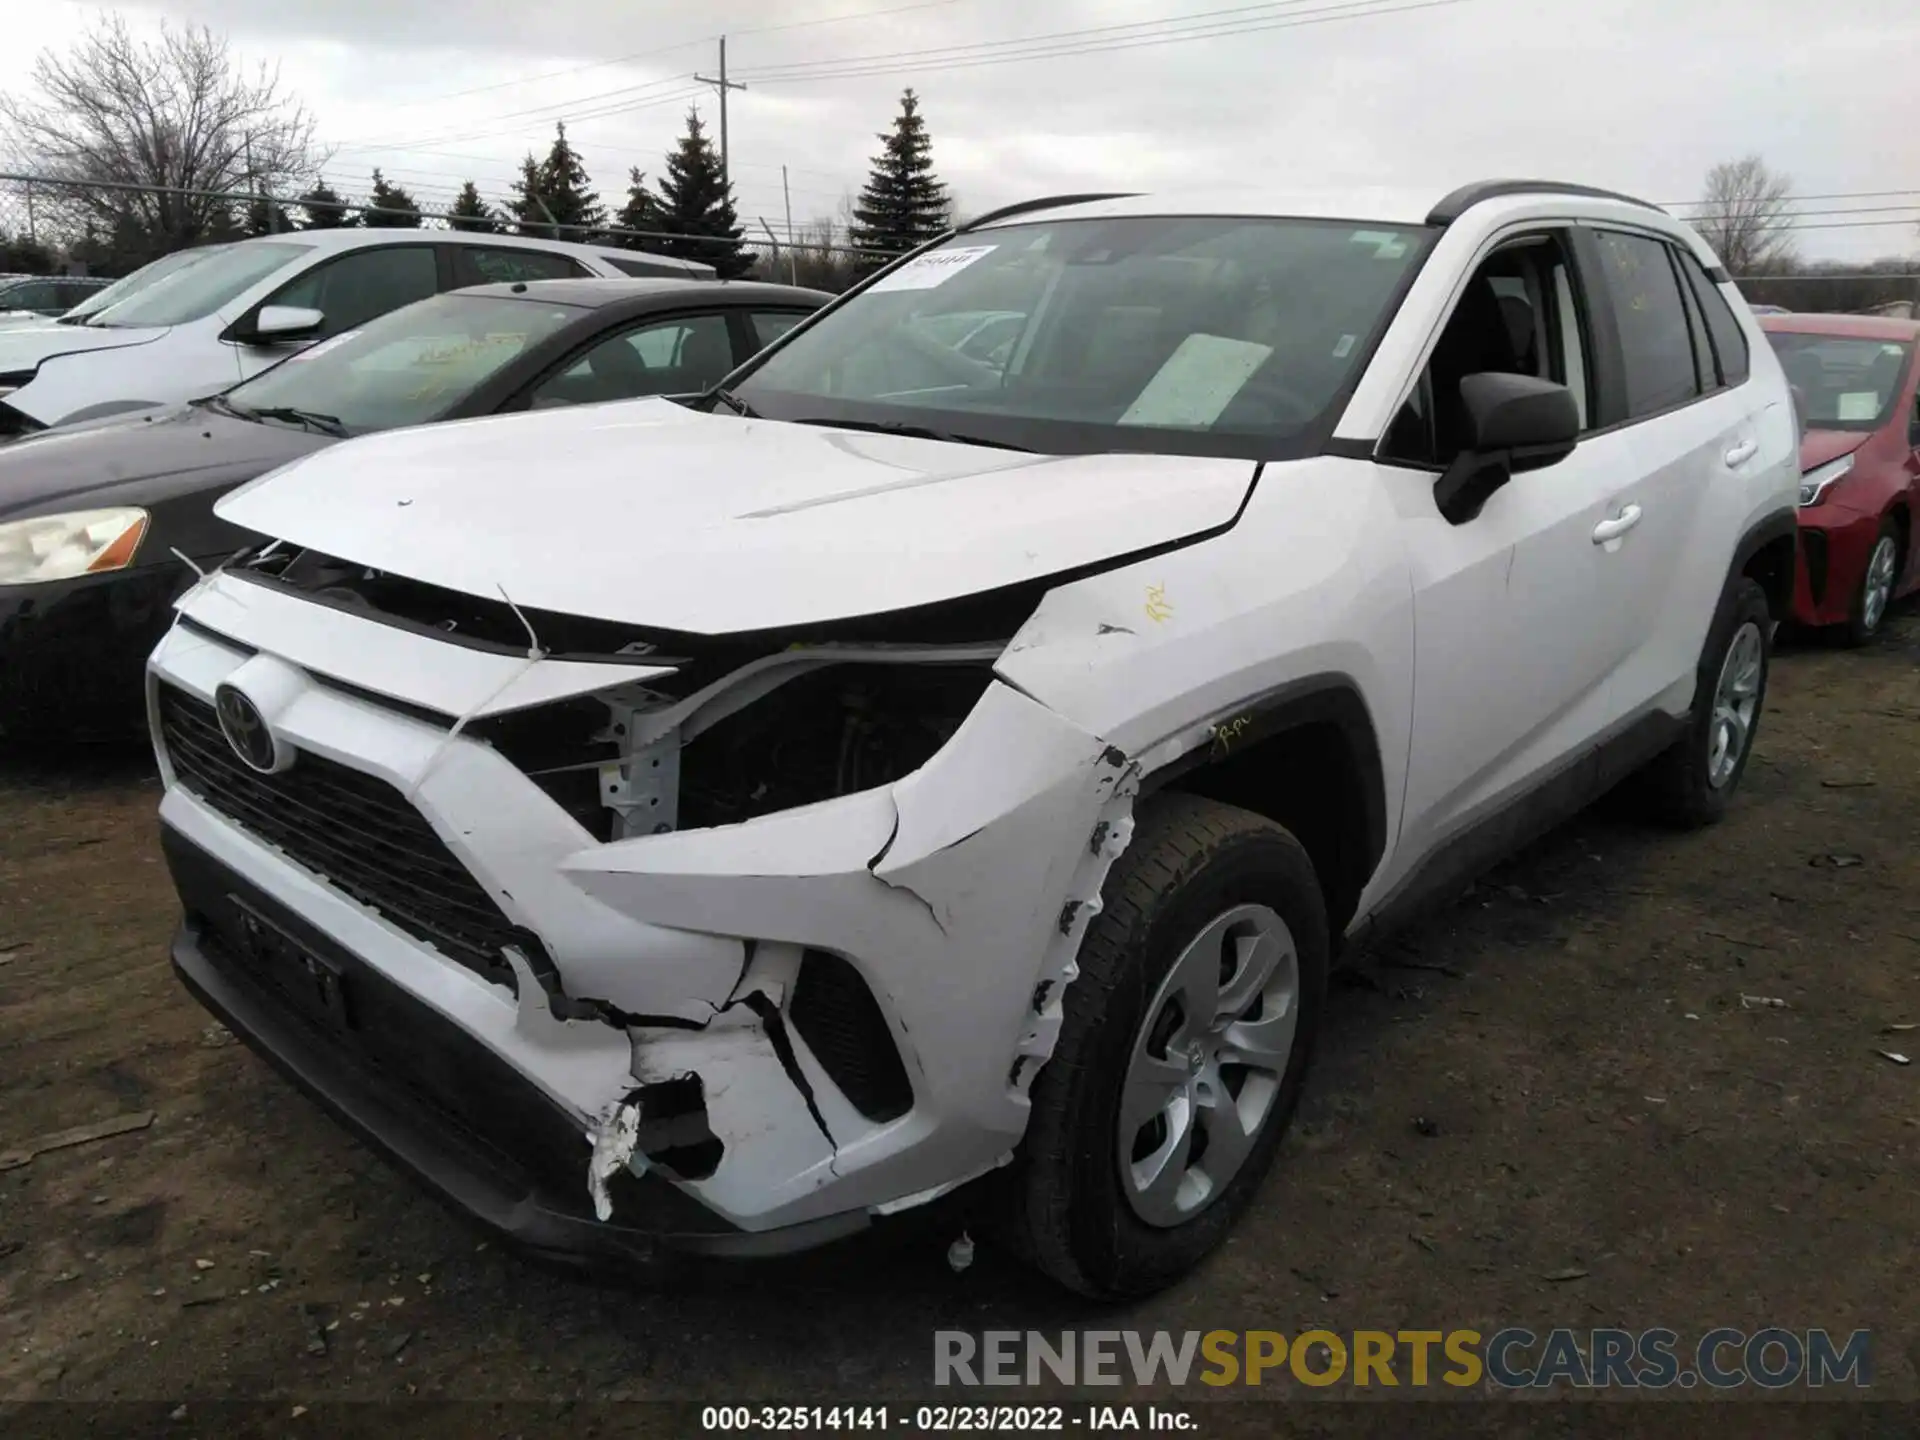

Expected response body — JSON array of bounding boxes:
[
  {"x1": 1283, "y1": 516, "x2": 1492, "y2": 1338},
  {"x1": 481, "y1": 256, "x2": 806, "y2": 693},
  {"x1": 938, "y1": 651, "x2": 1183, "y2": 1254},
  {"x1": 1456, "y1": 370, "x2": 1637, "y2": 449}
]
[
  {"x1": 0, "y1": 321, "x2": 167, "y2": 372},
  {"x1": 216, "y1": 398, "x2": 1258, "y2": 635}
]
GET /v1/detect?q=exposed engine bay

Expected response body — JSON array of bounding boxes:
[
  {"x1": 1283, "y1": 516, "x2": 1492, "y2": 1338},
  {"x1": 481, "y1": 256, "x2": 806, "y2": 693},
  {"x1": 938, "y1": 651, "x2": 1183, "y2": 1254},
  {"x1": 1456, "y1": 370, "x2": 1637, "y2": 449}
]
[{"x1": 244, "y1": 546, "x2": 1006, "y2": 841}]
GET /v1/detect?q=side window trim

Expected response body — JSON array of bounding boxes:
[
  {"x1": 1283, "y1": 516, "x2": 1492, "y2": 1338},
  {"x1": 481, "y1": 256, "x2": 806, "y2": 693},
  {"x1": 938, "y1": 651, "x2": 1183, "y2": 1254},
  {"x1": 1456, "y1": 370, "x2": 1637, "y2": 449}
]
[
  {"x1": 1571, "y1": 221, "x2": 1729, "y2": 434},
  {"x1": 1672, "y1": 247, "x2": 1751, "y2": 389},
  {"x1": 1667, "y1": 243, "x2": 1719, "y2": 395},
  {"x1": 1372, "y1": 222, "x2": 1597, "y2": 468}
]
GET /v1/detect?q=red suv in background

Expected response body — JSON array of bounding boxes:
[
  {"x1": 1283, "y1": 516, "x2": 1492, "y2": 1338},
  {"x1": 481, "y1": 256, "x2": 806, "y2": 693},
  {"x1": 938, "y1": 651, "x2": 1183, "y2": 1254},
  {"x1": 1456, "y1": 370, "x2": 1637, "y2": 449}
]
[{"x1": 1762, "y1": 314, "x2": 1920, "y2": 643}]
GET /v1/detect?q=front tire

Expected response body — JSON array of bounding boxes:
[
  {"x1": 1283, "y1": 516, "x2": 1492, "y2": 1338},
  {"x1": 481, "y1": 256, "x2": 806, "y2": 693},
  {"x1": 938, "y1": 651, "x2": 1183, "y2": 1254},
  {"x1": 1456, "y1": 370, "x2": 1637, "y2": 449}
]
[
  {"x1": 1636, "y1": 576, "x2": 1771, "y2": 829},
  {"x1": 1844, "y1": 518, "x2": 1901, "y2": 647},
  {"x1": 997, "y1": 794, "x2": 1329, "y2": 1299}
]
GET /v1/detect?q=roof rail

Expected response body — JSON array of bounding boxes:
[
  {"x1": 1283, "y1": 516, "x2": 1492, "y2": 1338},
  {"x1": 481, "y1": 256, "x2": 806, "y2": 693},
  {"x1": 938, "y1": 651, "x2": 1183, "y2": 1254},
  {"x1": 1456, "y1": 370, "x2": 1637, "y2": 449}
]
[
  {"x1": 1425, "y1": 180, "x2": 1665, "y2": 226},
  {"x1": 959, "y1": 192, "x2": 1139, "y2": 232}
]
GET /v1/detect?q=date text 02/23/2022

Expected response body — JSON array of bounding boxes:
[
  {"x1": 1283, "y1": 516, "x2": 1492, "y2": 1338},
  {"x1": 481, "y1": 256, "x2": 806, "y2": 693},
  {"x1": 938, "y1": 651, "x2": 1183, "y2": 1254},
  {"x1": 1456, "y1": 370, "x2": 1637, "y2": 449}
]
[{"x1": 701, "y1": 1405, "x2": 1198, "y2": 1432}]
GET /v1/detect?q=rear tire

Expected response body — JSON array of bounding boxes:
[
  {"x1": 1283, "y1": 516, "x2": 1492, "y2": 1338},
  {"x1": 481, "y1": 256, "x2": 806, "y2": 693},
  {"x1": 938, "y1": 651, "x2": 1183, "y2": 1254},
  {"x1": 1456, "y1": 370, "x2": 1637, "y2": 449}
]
[
  {"x1": 1843, "y1": 518, "x2": 1901, "y2": 647},
  {"x1": 1635, "y1": 576, "x2": 1771, "y2": 830},
  {"x1": 996, "y1": 793, "x2": 1328, "y2": 1299}
]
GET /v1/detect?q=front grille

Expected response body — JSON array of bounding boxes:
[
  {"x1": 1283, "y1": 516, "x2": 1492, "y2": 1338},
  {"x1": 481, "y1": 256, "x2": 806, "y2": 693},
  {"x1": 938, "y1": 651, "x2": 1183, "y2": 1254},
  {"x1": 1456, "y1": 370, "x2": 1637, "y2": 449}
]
[
  {"x1": 789, "y1": 949, "x2": 914, "y2": 1123},
  {"x1": 1800, "y1": 528, "x2": 1829, "y2": 605},
  {"x1": 158, "y1": 684, "x2": 524, "y2": 990}
]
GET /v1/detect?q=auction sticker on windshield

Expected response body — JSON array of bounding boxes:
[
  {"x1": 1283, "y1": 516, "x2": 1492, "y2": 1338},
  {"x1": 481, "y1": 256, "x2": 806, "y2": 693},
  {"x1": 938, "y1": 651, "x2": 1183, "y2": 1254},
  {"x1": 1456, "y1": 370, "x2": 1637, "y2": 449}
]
[{"x1": 868, "y1": 246, "x2": 998, "y2": 293}]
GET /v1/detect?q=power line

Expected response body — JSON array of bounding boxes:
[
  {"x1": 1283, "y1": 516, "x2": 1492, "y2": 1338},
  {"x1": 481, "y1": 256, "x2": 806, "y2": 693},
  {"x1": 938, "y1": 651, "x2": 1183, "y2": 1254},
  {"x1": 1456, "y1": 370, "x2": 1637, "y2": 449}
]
[
  {"x1": 732, "y1": 0, "x2": 975, "y2": 40},
  {"x1": 1687, "y1": 203, "x2": 1920, "y2": 223},
  {"x1": 342, "y1": 1, "x2": 978, "y2": 122},
  {"x1": 731, "y1": 0, "x2": 1467, "y2": 83},
  {"x1": 1664, "y1": 187, "x2": 1920, "y2": 208},
  {"x1": 340, "y1": 73, "x2": 701, "y2": 152},
  {"x1": 737, "y1": 0, "x2": 1358, "y2": 75},
  {"x1": 346, "y1": 86, "x2": 715, "y2": 155}
]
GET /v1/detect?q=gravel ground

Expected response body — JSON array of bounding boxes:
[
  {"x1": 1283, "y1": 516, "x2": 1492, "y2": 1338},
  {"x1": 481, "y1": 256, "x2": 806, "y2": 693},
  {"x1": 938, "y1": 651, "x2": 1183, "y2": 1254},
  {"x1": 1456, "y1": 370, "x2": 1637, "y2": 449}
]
[{"x1": 2, "y1": 608, "x2": 1917, "y2": 1436}]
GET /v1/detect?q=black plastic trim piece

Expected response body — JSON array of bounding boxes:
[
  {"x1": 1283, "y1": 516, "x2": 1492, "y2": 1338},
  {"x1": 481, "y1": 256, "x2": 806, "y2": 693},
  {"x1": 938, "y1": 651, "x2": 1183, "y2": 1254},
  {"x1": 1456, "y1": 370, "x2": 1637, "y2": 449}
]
[
  {"x1": 1704, "y1": 264, "x2": 1731, "y2": 284},
  {"x1": 958, "y1": 192, "x2": 1138, "y2": 231},
  {"x1": 1141, "y1": 674, "x2": 1390, "y2": 917},
  {"x1": 1426, "y1": 180, "x2": 1664, "y2": 226},
  {"x1": 1346, "y1": 707, "x2": 1685, "y2": 955}
]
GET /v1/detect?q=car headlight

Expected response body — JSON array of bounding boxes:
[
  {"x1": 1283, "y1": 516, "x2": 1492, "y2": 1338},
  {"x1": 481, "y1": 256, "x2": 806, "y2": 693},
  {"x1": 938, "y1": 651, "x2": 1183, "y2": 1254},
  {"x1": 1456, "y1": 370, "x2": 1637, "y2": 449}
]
[
  {"x1": 0, "y1": 507, "x2": 149, "y2": 584},
  {"x1": 1798, "y1": 454, "x2": 1854, "y2": 508}
]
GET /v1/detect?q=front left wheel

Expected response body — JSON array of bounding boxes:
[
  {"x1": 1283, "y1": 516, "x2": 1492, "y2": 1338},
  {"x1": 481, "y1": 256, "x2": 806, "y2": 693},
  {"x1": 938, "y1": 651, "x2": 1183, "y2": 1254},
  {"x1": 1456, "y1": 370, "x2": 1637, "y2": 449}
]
[{"x1": 996, "y1": 793, "x2": 1329, "y2": 1300}]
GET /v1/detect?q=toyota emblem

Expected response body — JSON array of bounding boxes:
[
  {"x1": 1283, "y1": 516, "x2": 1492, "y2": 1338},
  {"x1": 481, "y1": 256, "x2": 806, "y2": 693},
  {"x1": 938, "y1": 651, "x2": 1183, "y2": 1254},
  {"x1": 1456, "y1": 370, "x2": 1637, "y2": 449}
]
[{"x1": 214, "y1": 681, "x2": 286, "y2": 773}]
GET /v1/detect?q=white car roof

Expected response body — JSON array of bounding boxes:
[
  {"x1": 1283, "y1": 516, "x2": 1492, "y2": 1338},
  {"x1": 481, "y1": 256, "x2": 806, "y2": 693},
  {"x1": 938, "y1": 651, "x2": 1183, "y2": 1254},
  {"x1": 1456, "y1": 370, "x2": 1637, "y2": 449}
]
[{"x1": 220, "y1": 226, "x2": 710, "y2": 276}]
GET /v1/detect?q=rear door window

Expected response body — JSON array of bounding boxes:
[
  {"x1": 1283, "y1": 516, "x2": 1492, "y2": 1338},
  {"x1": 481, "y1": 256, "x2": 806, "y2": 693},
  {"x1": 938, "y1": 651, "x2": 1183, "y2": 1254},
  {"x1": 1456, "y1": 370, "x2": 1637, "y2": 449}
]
[
  {"x1": 1591, "y1": 230, "x2": 1701, "y2": 419},
  {"x1": 527, "y1": 312, "x2": 735, "y2": 409},
  {"x1": 451, "y1": 246, "x2": 592, "y2": 285},
  {"x1": 749, "y1": 310, "x2": 810, "y2": 349}
]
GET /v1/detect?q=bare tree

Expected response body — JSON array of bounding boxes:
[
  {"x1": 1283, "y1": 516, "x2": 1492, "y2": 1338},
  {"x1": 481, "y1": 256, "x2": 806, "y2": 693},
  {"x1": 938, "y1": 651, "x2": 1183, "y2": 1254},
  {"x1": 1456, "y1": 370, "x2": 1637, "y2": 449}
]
[
  {"x1": 1, "y1": 14, "x2": 323, "y2": 264},
  {"x1": 1692, "y1": 156, "x2": 1798, "y2": 276}
]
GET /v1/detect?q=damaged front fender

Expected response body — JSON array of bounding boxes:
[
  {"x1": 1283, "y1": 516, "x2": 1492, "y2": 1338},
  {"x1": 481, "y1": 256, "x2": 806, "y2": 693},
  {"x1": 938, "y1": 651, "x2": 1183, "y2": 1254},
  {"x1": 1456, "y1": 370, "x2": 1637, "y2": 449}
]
[{"x1": 558, "y1": 680, "x2": 1139, "y2": 1231}]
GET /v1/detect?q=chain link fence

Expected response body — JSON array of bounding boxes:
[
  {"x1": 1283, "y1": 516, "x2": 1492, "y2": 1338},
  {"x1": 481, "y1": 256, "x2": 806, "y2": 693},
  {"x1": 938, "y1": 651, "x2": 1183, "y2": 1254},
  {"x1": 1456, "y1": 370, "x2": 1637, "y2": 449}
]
[
  {"x1": 6, "y1": 170, "x2": 1916, "y2": 312},
  {"x1": 0, "y1": 172, "x2": 882, "y2": 291}
]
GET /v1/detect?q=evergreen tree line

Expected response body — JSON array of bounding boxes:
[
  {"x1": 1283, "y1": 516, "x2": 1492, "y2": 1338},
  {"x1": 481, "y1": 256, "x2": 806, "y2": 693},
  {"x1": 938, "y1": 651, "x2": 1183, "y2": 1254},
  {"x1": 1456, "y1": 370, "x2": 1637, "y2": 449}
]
[
  {"x1": 7, "y1": 87, "x2": 957, "y2": 291},
  {"x1": 261, "y1": 89, "x2": 953, "y2": 290}
]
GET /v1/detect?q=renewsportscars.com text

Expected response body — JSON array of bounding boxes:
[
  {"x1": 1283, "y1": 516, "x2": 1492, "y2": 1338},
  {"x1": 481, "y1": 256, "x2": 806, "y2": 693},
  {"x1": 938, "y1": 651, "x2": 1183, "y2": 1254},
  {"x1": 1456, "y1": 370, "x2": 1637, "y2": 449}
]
[{"x1": 934, "y1": 1328, "x2": 1871, "y2": 1390}]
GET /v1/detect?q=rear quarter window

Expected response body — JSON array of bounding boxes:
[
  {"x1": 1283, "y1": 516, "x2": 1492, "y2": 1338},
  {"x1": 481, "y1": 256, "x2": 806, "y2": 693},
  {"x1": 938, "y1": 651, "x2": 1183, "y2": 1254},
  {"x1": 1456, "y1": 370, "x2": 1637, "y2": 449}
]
[{"x1": 1674, "y1": 250, "x2": 1750, "y2": 386}]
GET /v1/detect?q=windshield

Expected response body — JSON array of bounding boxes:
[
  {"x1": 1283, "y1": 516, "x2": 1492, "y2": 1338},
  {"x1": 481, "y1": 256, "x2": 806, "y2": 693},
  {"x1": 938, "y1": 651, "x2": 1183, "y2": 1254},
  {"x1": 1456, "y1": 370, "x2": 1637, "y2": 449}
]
[
  {"x1": 65, "y1": 247, "x2": 226, "y2": 322},
  {"x1": 732, "y1": 215, "x2": 1433, "y2": 458},
  {"x1": 1768, "y1": 332, "x2": 1915, "y2": 432},
  {"x1": 223, "y1": 292, "x2": 585, "y2": 435},
  {"x1": 92, "y1": 241, "x2": 311, "y2": 328}
]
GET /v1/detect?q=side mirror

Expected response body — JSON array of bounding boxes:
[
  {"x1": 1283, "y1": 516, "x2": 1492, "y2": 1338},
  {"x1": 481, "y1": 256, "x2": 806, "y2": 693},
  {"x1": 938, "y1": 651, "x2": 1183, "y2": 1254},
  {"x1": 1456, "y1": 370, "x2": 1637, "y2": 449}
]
[
  {"x1": 248, "y1": 305, "x2": 325, "y2": 344},
  {"x1": 1433, "y1": 372, "x2": 1580, "y2": 525}
]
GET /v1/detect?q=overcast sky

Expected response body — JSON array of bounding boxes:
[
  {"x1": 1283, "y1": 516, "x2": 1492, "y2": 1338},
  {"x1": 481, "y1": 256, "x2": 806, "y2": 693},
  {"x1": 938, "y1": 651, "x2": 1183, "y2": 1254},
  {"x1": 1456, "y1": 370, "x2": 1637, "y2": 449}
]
[{"x1": 4, "y1": 0, "x2": 1917, "y2": 263}]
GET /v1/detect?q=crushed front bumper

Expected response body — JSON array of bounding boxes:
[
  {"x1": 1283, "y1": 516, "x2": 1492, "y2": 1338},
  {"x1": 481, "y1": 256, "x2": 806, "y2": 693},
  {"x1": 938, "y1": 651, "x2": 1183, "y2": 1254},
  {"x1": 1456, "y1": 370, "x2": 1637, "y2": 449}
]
[
  {"x1": 149, "y1": 575, "x2": 1139, "y2": 1251},
  {"x1": 165, "y1": 825, "x2": 864, "y2": 1268}
]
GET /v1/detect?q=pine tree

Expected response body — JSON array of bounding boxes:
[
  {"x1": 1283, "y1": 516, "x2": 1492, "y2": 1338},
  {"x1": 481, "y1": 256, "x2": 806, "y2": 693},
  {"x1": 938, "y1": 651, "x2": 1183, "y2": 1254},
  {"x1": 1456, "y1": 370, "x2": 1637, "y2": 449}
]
[
  {"x1": 447, "y1": 180, "x2": 501, "y2": 234},
  {"x1": 507, "y1": 155, "x2": 550, "y2": 238},
  {"x1": 849, "y1": 89, "x2": 950, "y2": 269},
  {"x1": 295, "y1": 183, "x2": 359, "y2": 230},
  {"x1": 364, "y1": 169, "x2": 422, "y2": 228},
  {"x1": 612, "y1": 168, "x2": 664, "y2": 247},
  {"x1": 506, "y1": 123, "x2": 605, "y2": 241},
  {"x1": 242, "y1": 193, "x2": 293, "y2": 236},
  {"x1": 656, "y1": 107, "x2": 750, "y2": 279}
]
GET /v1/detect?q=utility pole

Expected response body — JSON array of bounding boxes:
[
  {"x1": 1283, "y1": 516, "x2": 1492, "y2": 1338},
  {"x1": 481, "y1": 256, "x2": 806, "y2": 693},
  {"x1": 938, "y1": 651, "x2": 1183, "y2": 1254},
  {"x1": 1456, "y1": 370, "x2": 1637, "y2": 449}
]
[
  {"x1": 782, "y1": 164, "x2": 796, "y2": 284},
  {"x1": 694, "y1": 36, "x2": 747, "y2": 189}
]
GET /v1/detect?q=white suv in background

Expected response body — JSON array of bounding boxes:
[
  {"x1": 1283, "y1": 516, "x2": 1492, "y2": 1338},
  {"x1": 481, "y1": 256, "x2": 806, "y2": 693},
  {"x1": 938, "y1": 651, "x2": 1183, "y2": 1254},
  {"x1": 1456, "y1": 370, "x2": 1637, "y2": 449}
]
[
  {"x1": 0, "y1": 230, "x2": 712, "y2": 436},
  {"x1": 149, "y1": 180, "x2": 1799, "y2": 1298}
]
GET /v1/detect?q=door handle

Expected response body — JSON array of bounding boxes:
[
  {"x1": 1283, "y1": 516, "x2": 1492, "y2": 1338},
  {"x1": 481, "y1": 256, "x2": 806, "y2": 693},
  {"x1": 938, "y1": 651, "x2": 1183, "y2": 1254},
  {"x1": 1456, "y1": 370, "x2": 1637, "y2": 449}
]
[
  {"x1": 1723, "y1": 438, "x2": 1759, "y2": 467},
  {"x1": 1592, "y1": 504, "x2": 1643, "y2": 544}
]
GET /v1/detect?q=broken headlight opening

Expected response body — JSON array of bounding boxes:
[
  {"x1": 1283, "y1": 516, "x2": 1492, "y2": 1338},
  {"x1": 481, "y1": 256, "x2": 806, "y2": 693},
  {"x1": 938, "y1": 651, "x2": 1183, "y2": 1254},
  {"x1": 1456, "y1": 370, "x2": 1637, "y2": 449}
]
[{"x1": 242, "y1": 546, "x2": 1012, "y2": 840}]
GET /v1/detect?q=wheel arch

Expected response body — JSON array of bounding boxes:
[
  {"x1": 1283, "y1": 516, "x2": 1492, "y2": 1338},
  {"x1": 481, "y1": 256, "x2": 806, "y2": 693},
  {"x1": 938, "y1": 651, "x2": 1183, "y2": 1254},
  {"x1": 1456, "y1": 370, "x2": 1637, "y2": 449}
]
[
  {"x1": 1733, "y1": 506, "x2": 1799, "y2": 622},
  {"x1": 1138, "y1": 676, "x2": 1388, "y2": 943}
]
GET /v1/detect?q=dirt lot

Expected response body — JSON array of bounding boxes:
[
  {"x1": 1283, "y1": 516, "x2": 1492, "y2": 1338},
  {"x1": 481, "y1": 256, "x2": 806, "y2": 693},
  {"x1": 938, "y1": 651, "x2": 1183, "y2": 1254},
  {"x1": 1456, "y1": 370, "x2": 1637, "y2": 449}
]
[{"x1": 3, "y1": 609, "x2": 1918, "y2": 1430}]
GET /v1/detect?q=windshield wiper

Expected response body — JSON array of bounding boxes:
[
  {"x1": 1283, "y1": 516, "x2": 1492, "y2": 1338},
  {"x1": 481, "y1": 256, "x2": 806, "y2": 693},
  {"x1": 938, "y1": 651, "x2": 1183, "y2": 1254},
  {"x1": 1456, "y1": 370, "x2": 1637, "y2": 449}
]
[
  {"x1": 704, "y1": 385, "x2": 760, "y2": 418},
  {"x1": 787, "y1": 416, "x2": 1032, "y2": 452},
  {"x1": 195, "y1": 393, "x2": 253, "y2": 420},
  {"x1": 246, "y1": 405, "x2": 349, "y2": 438}
]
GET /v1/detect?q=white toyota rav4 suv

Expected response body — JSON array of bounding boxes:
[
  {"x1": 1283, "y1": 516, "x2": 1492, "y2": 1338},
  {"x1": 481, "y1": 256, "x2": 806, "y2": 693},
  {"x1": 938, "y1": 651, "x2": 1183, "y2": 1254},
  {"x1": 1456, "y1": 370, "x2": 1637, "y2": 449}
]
[{"x1": 148, "y1": 180, "x2": 1799, "y2": 1298}]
